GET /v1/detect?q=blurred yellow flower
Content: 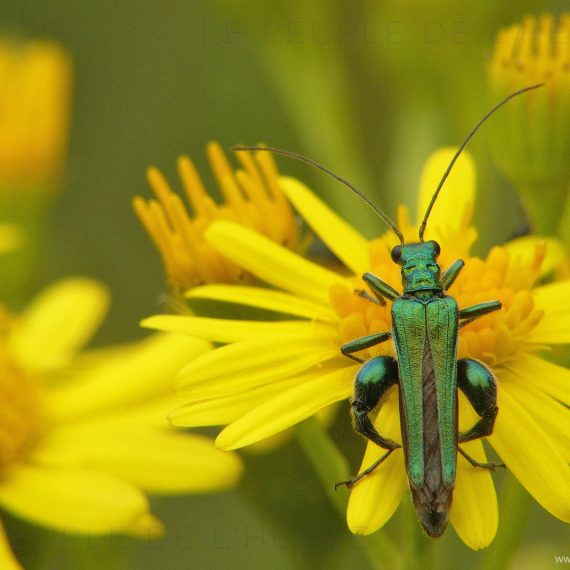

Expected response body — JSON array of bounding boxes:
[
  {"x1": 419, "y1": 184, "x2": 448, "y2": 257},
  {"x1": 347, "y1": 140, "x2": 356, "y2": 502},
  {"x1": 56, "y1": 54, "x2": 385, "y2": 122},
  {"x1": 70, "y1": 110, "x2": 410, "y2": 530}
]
[
  {"x1": 144, "y1": 149, "x2": 570, "y2": 550},
  {"x1": 0, "y1": 225, "x2": 24, "y2": 253},
  {"x1": 0, "y1": 39, "x2": 71, "y2": 187},
  {"x1": 133, "y1": 142, "x2": 302, "y2": 290},
  {"x1": 489, "y1": 13, "x2": 570, "y2": 234},
  {"x1": 0, "y1": 279, "x2": 242, "y2": 569}
]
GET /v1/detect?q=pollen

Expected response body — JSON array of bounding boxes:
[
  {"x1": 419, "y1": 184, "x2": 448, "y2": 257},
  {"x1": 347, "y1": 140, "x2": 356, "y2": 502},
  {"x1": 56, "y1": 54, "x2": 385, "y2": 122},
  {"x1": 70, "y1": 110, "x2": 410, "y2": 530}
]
[
  {"x1": 0, "y1": 310, "x2": 42, "y2": 469},
  {"x1": 0, "y1": 39, "x2": 71, "y2": 185},
  {"x1": 134, "y1": 142, "x2": 301, "y2": 290}
]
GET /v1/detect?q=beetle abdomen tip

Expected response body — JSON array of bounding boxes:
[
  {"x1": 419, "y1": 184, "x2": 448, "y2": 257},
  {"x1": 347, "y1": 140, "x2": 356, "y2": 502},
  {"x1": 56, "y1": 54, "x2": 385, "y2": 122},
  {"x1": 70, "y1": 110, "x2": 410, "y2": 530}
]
[{"x1": 419, "y1": 508, "x2": 449, "y2": 537}]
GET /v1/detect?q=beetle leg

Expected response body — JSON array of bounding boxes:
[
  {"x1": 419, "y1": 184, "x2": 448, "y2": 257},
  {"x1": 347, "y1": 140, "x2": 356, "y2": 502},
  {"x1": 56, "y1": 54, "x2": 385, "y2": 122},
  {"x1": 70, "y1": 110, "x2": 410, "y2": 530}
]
[
  {"x1": 336, "y1": 356, "x2": 401, "y2": 489},
  {"x1": 351, "y1": 356, "x2": 400, "y2": 447},
  {"x1": 457, "y1": 358, "x2": 498, "y2": 443},
  {"x1": 341, "y1": 331, "x2": 391, "y2": 363},
  {"x1": 458, "y1": 447, "x2": 505, "y2": 471},
  {"x1": 335, "y1": 449, "x2": 396, "y2": 489},
  {"x1": 459, "y1": 300, "x2": 501, "y2": 321},
  {"x1": 362, "y1": 272, "x2": 400, "y2": 303},
  {"x1": 440, "y1": 259, "x2": 465, "y2": 290},
  {"x1": 355, "y1": 288, "x2": 383, "y2": 305}
]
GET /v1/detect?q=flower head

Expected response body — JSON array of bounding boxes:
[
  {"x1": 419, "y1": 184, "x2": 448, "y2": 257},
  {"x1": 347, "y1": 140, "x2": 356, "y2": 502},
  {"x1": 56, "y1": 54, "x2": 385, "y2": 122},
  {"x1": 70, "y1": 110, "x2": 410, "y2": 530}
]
[
  {"x1": 0, "y1": 279, "x2": 242, "y2": 568},
  {"x1": 144, "y1": 149, "x2": 570, "y2": 550},
  {"x1": 489, "y1": 13, "x2": 570, "y2": 233},
  {"x1": 0, "y1": 39, "x2": 71, "y2": 187},
  {"x1": 133, "y1": 142, "x2": 301, "y2": 290}
]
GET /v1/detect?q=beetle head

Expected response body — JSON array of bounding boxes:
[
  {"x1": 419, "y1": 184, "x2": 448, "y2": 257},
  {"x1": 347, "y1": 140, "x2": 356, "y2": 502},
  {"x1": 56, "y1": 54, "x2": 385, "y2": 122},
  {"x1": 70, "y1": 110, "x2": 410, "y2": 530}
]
[{"x1": 391, "y1": 240, "x2": 441, "y2": 294}]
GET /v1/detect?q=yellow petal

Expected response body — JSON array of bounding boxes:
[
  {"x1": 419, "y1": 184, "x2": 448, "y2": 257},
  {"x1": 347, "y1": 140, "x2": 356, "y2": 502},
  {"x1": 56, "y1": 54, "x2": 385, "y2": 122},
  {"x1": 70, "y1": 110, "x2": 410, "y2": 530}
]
[
  {"x1": 0, "y1": 520, "x2": 21, "y2": 570},
  {"x1": 0, "y1": 465, "x2": 162, "y2": 537},
  {"x1": 346, "y1": 392, "x2": 407, "y2": 535},
  {"x1": 489, "y1": 386, "x2": 570, "y2": 522},
  {"x1": 504, "y1": 236, "x2": 566, "y2": 277},
  {"x1": 216, "y1": 366, "x2": 354, "y2": 450},
  {"x1": 501, "y1": 368, "x2": 570, "y2": 460},
  {"x1": 175, "y1": 335, "x2": 339, "y2": 395},
  {"x1": 10, "y1": 279, "x2": 109, "y2": 372},
  {"x1": 529, "y1": 280, "x2": 570, "y2": 343},
  {"x1": 169, "y1": 376, "x2": 301, "y2": 427},
  {"x1": 206, "y1": 221, "x2": 343, "y2": 304},
  {"x1": 280, "y1": 176, "x2": 369, "y2": 274},
  {"x1": 142, "y1": 314, "x2": 330, "y2": 343},
  {"x1": 449, "y1": 439, "x2": 498, "y2": 550},
  {"x1": 33, "y1": 427, "x2": 243, "y2": 494},
  {"x1": 506, "y1": 354, "x2": 570, "y2": 406},
  {"x1": 417, "y1": 148, "x2": 475, "y2": 241},
  {"x1": 169, "y1": 363, "x2": 341, "y2": 428},
  {"x1": 186, "y1": 284, "x2": 337, "y2": 321},
  {"x1": 46, "y1": 334, "x2": 211, "y2": 423}
]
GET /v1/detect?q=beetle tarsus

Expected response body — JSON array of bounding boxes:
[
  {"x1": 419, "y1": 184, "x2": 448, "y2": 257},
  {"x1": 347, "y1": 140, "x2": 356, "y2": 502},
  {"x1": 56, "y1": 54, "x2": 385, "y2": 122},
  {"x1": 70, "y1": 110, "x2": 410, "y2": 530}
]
[
  {"x1": 458, "y1": 446, "x2": 505, "y2": 471},
  {"x1": 335, "y1": 449, "x2": 396, "y2": 490},
  {"x1": 355, "y1": 288, "x2": 384, "y2": 305}
]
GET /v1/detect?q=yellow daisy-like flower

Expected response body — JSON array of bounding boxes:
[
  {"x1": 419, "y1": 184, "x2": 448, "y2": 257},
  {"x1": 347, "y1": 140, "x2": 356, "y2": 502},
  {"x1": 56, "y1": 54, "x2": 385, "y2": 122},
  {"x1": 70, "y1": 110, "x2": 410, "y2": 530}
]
[
  {"x1": 143, "y1": 148, "x2": 570, "y2": 550},
  {"x1": 0, "y1": 279, "x2": 242, "y2": 569},
  {"x1": 133, "y1": 142, "x2": 301, "y2": 290}
]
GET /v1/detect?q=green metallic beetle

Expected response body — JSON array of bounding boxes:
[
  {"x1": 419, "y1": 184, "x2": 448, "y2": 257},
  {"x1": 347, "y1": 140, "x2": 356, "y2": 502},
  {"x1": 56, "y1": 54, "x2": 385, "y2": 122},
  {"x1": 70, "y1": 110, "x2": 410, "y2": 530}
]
[
  {"x1": 234, "y1": 82, "x2": 543, "y2": 538},
  {"x1": 338, "y1": 241, "x2": 501, "y2": 537}
]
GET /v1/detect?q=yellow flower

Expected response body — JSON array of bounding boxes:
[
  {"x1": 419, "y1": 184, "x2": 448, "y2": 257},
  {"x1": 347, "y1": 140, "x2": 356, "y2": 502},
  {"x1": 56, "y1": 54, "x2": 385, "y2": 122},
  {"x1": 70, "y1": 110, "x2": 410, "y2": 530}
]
[
  {"x1": 0, "y1": 225, "x2": 24, "y2": 253},
  {"x1": 0, "y1": 39, "x2": 71, "y2": 187},
  {"x1": 143, "y1": 149, "x2": 570, "y2": 550},
  {"x1": 133, "y1": 142, "x2": 301, "y2": 290},
  {"x1": 0, "y1": 279, "x2": 242, "y2": 569},
  {"x1": 489, "y1": 13, "x2": 570, "y2": 234}
]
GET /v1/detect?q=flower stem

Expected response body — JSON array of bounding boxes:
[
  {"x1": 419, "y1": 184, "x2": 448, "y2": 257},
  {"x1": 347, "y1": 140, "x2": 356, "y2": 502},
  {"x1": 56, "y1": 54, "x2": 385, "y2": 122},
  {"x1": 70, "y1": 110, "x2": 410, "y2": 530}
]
[
  {"x1": 480, "y1": 474, "x2": 532, "y2": 570},
  {"x1": 295, "y1": 417, "x2": 399, "y2": 569}
]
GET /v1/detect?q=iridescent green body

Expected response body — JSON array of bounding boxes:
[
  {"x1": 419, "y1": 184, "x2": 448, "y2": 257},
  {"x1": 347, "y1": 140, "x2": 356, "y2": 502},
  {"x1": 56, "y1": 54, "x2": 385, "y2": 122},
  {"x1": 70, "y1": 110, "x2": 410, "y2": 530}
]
[
  {"x1": 391, "y1": 242, "x2": 459, "y2": 532},
  {"x1": 340, "y1": 240, "x2": 502, "y2": 537}
]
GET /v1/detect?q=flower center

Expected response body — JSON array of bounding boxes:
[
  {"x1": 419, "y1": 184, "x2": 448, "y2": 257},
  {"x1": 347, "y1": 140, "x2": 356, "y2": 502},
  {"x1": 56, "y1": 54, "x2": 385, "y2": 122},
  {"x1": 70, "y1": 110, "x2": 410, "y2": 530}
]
[
  {"x1": 0, "y1": 315, "x2": 42, "y2": 470},
  {"x1": 330, "y1": 241, "x2": 545, "y2": 369}
]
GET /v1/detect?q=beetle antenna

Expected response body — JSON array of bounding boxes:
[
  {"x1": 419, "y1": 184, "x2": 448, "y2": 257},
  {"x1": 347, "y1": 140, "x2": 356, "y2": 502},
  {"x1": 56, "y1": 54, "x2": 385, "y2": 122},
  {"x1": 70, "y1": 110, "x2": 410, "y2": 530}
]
[
  {"x1": 418, "y1": 83, "x2": 545, "y2": 241},
  {"x1": 233, "y1": 145, "x2": 405, "y2": 244}
]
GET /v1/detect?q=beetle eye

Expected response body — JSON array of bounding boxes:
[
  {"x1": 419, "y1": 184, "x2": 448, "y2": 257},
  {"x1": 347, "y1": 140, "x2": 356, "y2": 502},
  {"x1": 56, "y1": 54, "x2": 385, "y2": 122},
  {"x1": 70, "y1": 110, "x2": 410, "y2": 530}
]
[
  {"x1": 391, "y1": 245, "x2": 402, "y2": 263},
  {"x1": 430, "y1": 240, "x2": 441, "y2": 258}
]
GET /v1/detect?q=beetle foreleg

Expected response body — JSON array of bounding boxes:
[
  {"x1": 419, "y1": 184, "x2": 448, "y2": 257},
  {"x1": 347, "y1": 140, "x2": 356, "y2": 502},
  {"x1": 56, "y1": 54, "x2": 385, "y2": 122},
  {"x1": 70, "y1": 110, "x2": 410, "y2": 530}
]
[
  {"x1": 362, "y1": 272, "x2": 400, "y2": 303},
  {"x1": 440, "y1": 259, "x2": 465, "y2": 290},
  {"x1": 457, "y1": 358, "x2": 498, "y2": 442},
  {"x1": 355, "y1": 289, "x2": 384, "y2": 305},
  {"x1": 341, "y1": 331, "x2": 392, "y2": 363}
]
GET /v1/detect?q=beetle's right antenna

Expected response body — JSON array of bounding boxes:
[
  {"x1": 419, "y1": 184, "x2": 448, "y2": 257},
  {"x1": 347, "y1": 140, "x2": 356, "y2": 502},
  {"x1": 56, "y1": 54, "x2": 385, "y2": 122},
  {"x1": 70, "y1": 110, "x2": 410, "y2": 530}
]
[
  {"x1": 418, "y1": 83, "x2": 545, "y2": 241},
  {"x1": 233, "y1": 145, "x2": 405, "y2": 244}
]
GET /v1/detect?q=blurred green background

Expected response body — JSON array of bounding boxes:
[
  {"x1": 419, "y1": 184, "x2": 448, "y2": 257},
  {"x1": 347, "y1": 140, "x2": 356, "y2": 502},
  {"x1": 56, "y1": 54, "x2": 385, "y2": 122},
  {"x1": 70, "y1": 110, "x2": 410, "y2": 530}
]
[{"x1": 1, "y1": 1, "x2": 568, "y2": 568}]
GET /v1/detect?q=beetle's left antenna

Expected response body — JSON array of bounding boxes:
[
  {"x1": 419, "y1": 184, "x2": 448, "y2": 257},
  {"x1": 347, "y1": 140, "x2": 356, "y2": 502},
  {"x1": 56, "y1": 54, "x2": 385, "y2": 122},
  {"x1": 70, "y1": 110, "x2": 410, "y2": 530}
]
[
  {"x1": 233, "y1": 145, "x2": 405, "y2": 244},
  {"x1": 418, "y1": 83, "x2": 544, "y2": 241}
]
